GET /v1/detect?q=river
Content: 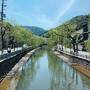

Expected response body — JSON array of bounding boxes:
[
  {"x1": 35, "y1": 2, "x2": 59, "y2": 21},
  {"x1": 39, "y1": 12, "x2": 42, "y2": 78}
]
[{"x1": 15, "y1": 49, "x2": 90, "y2": 90}]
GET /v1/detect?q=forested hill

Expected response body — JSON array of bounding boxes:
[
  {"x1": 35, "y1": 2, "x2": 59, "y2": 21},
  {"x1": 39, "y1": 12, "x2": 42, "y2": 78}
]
[
  {"x1": 44, "y1": 14, "x2": 90, "y2": 38},
  {"x1": 23, "y1": 26, "x2": 46, "y2": 36},
  {"x1": 0, "y1": 22, "x2": 46, "y2": 49},
  {"x1": 55, "y1": 14, "x2": 90, "y2": 31},
  {"x1": 43, "y1": 14, "x2": 90, "y2": 51},
  {"x1": 69, "y1": 15, "x2": 90, "y2": 29}
]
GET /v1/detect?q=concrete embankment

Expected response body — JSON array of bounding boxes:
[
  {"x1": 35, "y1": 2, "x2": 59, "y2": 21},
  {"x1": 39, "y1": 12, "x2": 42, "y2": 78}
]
[
  {"x1": 53, "y1": 51, "x2": 90, "y2": 78},
  {"x1": 0, "y1": 48, "x2": 31, "y2": 80},
  {"x1": 0, "y1": 47, "x2": 41, "y2": 90}
]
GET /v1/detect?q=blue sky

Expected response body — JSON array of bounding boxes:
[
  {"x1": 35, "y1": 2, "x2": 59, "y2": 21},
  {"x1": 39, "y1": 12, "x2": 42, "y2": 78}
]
[{"x1": 6, "y1": 0, "x2": 90, "y2": 29}]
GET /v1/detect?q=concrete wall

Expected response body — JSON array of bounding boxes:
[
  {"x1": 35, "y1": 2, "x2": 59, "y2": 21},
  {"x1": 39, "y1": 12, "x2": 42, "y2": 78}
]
[{"x1": 0, "y1": 48, "x2": 31, "y2": 81}]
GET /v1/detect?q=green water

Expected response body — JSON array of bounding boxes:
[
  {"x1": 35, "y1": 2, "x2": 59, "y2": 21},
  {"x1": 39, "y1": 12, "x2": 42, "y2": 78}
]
[{"x1": 16, "y1": 50, "x2": 90, "y2": 90}]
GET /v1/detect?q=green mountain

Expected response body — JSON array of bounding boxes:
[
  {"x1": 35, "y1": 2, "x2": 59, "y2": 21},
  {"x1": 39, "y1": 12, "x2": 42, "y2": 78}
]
[
  {"x1": 44, "y1": 14, "x2": 90, "y2": 38},
  {"x1": 44, "y1": 14, "x2": 90, "y2": 51},
  {"x1": 23, "y1": 26, "x2": 47, "y2": 36},
  {"x1": 0, "y1": 22, "x2": 45, "y2": 49}
]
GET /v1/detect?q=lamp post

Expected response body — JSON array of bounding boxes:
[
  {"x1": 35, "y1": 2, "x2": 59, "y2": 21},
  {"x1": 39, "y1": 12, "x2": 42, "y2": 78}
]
[{"x1": 0, "y1": 0, "x2": 7, "y2": 54}]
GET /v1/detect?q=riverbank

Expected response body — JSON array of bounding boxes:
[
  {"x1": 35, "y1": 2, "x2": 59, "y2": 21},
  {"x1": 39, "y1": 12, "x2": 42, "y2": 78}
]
[
  {"x1": 53, "y1": 51, "x2": 90, "y2": 78},
  {"x1": 56, "y1": 44, "x2": 90, "y2": 61},
  {"x1": 0, "y1": 47, "x2": 41, "y2": 90}
]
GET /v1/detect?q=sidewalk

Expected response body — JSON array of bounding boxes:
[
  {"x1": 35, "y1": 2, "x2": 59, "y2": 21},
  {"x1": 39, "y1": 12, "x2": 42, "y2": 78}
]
[{"x1": 56, "y1": 44, "x2": 90, "y2": 61}]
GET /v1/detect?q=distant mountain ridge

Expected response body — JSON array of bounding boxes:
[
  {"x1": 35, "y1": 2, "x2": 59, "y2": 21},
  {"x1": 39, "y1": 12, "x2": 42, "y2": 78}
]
[{"x1": 23, "y1": 26, "x2": 46, "y2": 36}]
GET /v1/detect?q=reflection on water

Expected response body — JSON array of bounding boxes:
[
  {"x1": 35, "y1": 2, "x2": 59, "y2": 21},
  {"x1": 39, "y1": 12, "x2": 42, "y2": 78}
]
[{"x1": 14, "y1": 50, "x2": 90, "y2": 90}]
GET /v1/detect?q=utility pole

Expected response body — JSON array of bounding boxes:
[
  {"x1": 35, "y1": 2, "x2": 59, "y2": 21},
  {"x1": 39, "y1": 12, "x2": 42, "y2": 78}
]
[{"x1": 0, "y1": 0, "x2": 7, "y2": 54}]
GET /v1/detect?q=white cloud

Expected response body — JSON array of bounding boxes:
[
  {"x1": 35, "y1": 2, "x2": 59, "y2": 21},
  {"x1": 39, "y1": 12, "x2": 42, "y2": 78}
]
[
  {"x1": 56, "y1": 0, "x2": 75, "y2": 22},
  {"x1": 34, "y1": 0, "x2": 75, "y2": 29},
  {"x1": 7, "y1": 0, "x2": 75, "y2": 29}
]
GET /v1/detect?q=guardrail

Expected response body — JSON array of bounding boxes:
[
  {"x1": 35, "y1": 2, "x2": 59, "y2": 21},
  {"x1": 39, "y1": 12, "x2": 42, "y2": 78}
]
[
  {"x1": 0, "y1": 47, "x2": 32, "y2": 63},
  {"x1": 55, "y1": 45, "x2": 90, "y2": 61}
]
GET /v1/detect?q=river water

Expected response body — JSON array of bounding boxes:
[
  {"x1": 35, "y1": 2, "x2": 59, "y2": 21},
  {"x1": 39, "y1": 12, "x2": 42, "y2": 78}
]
[{"x1": 16, "y1": 49, "x2": 90, "y2": 90}]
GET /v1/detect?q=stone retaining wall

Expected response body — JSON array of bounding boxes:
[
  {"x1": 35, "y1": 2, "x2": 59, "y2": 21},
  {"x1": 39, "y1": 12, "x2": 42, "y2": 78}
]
[
  {"x1": 53, "y1": 50, "x2": 90, "y2": 78},
  {"x1": 0, "y1": 47, "x2": 41, "y2": 90}
]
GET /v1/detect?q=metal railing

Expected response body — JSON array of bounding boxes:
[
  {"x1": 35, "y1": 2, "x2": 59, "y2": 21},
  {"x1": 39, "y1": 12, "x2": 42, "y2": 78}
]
[
  {"x1": 0, "y1": 47, "x2": 32, "y2": 61},
  {"x1": 55, "y1": 45, "x2": 90, "y2": 61}
]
